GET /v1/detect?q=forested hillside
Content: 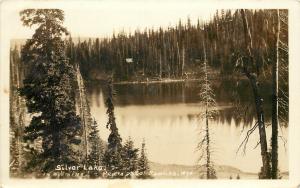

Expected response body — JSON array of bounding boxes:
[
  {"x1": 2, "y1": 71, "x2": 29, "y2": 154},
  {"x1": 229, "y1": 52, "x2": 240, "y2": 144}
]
[
  {"x1": 9, "y1": 9, "x2": 288, "y2": 179},
  {"x1": 61, "y1": 10, "x2": 286, "y2": 86}
]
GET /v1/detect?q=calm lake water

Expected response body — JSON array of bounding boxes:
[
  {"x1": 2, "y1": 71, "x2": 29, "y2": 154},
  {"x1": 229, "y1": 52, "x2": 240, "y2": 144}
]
[{"x1": 86, "y1": 80, "x2": 288, "y2": 173}]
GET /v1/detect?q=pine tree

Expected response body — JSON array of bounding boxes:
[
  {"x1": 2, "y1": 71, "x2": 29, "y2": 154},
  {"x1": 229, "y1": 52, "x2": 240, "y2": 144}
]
[
  {"x1": 121, "y1": 137, "x2": 139, "y2": 178},
  {"x1": 87, "y1": 119, "x2": 104, "y2": 178},
  {"x1": 196, "y1": 41, "x2": 217, "y2": 179},
  {"x1": 137, "y1": 140, "x2": 152, "y2": 179},
  {"x1": 102, "y1": 78, "x2": 124, "y2": 178},
  {"x1": 19, "y1": 9, "x2": 82, "y2": 175}
]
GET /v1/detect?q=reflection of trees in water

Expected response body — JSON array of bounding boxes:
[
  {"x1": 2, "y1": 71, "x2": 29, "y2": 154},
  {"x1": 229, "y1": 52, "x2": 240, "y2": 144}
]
[
  {"x1": 216, "y1": 107, "x2": 255, "y2": 127},
  {"x1": 87, "y1": 81, "x2": 189, "y2": 106},
  {"x1": 214, "y1": 79, "x2": 273, "y2": 127},
  {"x1": 214, "y1": 78, "x2": 288, "y2": 128},
  {"x1": 85, "y1": 78, "x2": 288, "y2": 127}
]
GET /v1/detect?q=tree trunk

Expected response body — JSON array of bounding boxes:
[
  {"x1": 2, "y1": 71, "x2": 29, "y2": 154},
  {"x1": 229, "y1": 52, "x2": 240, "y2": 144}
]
[
  {"x1": 159, "y1": 53, "x2": 162, "y2": 79},
  {"x1": 176, "y1": 42, "x2": 181, "y2": 77},
  {"x1": 203, "y1": 41, "x2": 212, "y2": 179},
  {"x1": 13, "y1": 52, "x2": 25, "y2": 174},
  {"x1": 205, "y1": 109, "x2": 211, "y2": 179},
  {"x1": 76, "y1": 66, "x2": 89, "y2": 159},
  {"x1": 271, "y1": 9, "x2": 280, "y2": 179},
  {"x1": 240, "y1": 9, "x2": 271, "y2": 178},
  {"x1": 182, "y1": 46, "x2": 185, "y2": 78},
  {"x1": 248, "y1": 74, "x2": 271, "y2": 178}
]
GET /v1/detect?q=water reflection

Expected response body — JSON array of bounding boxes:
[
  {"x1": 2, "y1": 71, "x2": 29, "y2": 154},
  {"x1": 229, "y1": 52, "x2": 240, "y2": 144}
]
[{"x1": 86, "y1": 80, "x2": 288, "y2": 173}]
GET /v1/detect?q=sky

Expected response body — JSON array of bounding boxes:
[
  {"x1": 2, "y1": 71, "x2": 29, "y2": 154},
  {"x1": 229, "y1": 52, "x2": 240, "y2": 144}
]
[{"x1": 4, "y1": 1, "x2": 216, "y2": 39}]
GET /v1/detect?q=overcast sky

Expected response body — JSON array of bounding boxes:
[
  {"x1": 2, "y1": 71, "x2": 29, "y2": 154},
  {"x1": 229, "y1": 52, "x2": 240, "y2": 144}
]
[{"x1": 4, "y1": 1, "x2": 216, "y2": 39}]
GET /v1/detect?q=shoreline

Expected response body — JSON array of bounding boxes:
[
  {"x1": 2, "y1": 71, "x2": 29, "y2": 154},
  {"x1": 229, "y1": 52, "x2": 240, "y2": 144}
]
[
  {"x1": 149, "y1": 161, "x2": 289, "y2": 179},
  {"x1": 86, "y1": 74, "x2": 247, "y2": 85},
  {"x1": 113, "y1": 78, "x2": 202, "y2": 85}
]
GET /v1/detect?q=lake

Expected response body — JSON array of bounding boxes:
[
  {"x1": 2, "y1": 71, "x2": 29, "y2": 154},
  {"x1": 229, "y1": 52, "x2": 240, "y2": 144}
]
[{"x1": 86, "y1": 80, "x2": 288, "y2": 173}]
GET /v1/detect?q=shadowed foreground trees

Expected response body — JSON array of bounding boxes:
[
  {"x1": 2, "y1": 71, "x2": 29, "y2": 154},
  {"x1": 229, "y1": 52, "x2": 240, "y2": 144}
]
[
  {"x1": 137, "y1": 140, "x2": 152, "y2": 179},
  {"x1": 102, "y1": 80, "x2": 151, "y2": 179},
  {"x1": 121, "y1": 137, "x2": 139, "y2": 178},
  {"x1": 102, "y1": 79, "x2": 124, "y2": 178},
  {"x1": 19, "y1": 9, "x2": 82, "y2": 175},
  {"x1": 87, "y1": 119, "x2": 104, "y2": 178},
  {"x1": 237, "y1": 9, "x2": 288, "y2": 179},
  {"x1": 239, "y1": 9, "x2": 271, "y2": 179}
]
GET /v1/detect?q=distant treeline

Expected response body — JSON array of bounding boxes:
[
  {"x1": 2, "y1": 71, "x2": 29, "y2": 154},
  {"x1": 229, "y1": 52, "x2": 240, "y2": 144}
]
[
  {"x1": 11, "y1": 9, "x2": 288, "y2": 84},
  {"x1": 61, "y1": 9, "x2": 288, "y2": 83}
]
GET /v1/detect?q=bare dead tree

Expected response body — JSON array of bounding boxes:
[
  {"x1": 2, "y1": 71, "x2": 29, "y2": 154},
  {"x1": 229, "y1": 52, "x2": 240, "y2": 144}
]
[
  {"x1": 238, "y1": 9, "x2": 271, "y2": 179},
  {"x1": 277, "y1": 10, "x2": 289, "y2": 129},
  {"x1": 9, "y1": 47, "x2": 26, "y2": 176},
  {"x1": 271, "y1": 9, "x2": 280, "y2": 179},
  {"x1": 196, "y1": 41, "x2": 217, "y2": 179},
  {"x1": 237, "y1": 122, "x2": 259, "y2": 155},
  {"x1": 182, "y1": 45, "x2": 185, "y2": 78},
  {"x1": 271, "y1": 9, "x2": 289, "y2": 179},
  {"x1": 76, "y1": 65, "x2": 92, "y2": 160}
]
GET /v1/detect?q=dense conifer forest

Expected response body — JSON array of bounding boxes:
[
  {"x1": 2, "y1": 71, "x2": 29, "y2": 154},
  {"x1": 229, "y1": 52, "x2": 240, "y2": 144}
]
[{"x1": 9, "y1": 9, "x2": 288, "y2": 179}]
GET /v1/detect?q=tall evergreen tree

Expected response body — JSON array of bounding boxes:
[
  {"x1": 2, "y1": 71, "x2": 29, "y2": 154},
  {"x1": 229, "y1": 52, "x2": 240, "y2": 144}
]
[
  {"x1": 121, "y1": 137, "x2": 139, "y2": 178},
  {"x1": 19, "y1": 9, "x2": 82, "y2": 175},
  {"x1": 87, "y1": 119, "x2": 104, "y2": 178},
  {"x1": 137, "y1": 140, "x2": 152, "y2": 179},
  {"x1": 102, "y1": 79, "x2": 124, "y2": 178}
]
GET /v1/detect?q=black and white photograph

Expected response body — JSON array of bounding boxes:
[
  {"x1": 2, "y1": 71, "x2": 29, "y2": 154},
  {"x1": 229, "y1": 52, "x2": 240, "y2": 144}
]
[{"x1": 1, "y1": 0, "x2": 300, "y2": 187}]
